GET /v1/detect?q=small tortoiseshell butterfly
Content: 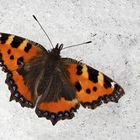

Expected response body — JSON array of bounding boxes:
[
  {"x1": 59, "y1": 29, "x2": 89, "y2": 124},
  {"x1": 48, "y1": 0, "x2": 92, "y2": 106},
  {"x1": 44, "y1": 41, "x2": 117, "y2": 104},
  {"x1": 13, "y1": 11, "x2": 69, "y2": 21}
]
[{"x1": 0, "y1": 32, "x2": 125, "y2": 125}]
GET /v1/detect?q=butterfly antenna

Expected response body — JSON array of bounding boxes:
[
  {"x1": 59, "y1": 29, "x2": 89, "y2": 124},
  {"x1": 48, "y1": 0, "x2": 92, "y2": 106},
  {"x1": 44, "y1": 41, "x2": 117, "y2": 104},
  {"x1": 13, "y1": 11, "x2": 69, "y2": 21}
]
[
  {"x1": 32, "y1": 15, "x2": 54, "y2": 48},
  {"x1": 63, "y1": 41, "x2": 92, "y2": 50},
  {"x1": 63, "y1": 33, "x2": 96, "y2": 50}
]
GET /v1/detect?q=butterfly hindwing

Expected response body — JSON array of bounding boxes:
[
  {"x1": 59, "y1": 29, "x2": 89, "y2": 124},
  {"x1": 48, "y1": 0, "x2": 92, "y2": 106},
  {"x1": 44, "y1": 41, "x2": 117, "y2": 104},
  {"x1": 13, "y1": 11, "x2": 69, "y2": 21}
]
[
  {"x1": 63, "y1": 58, "x2": 125, "y2": 109},
  {"x1": 0, "y1": 33, "x2": 45, "y2": 108},
  {"x1": 36, "y1": 98, "x2": 79, "y2": 125},
  {"x1": 34, "y1": 57, "x2": 80, "y2": 125}
]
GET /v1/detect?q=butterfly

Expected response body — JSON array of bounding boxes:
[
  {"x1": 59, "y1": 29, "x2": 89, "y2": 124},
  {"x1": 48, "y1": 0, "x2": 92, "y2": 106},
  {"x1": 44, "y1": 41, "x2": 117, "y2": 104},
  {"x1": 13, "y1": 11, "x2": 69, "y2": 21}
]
[{"x1": 0, "y1": 32, "x2": 125, "y2": 125}]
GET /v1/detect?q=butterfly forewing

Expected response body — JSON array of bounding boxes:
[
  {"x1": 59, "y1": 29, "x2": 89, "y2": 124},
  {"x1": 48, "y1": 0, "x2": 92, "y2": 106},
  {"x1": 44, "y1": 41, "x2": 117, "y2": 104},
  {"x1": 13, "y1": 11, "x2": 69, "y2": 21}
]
[
  {"x1": 62, "y1": 58, "x2": 125, "y2": 109},
  {"x1": 0, "y1": 33, "x2": 45, "y2": 108}
]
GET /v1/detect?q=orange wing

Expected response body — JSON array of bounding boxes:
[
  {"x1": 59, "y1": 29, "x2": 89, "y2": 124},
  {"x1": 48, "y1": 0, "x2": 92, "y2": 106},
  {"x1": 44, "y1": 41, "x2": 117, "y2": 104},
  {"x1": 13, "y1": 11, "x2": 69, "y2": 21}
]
[
  {"x1": 36, "y1": 98, "x2": 79, "y2": 125},
  {"x1": 63, "y1": 58, "x2": 125, "y2": 109},
  {"x1": 0, "y1": 33, "x2": 45, "y2": 108}
]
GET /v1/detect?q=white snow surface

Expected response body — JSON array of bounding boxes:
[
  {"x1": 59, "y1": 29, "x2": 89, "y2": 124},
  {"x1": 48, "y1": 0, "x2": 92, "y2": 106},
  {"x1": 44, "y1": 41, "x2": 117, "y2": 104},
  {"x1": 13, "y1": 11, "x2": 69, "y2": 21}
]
[{"x1": 0, "y1": 0, "x2": 140, "y2": 140}]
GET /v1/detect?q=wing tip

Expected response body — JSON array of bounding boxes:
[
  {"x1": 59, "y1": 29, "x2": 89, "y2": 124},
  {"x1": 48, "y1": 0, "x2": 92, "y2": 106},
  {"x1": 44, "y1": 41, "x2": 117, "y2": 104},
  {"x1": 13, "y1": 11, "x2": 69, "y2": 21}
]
[
  {"x1": 109, "y1": 83, "x2": 125, "y2": 103},
  {"x1": 81, "y1": 83, "x2": 125, "y2": 109}
]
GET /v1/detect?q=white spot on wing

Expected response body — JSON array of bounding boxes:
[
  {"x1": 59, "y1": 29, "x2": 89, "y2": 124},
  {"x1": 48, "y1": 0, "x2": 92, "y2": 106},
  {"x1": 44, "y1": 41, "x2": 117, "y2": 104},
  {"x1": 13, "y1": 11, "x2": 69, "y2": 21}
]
[
  {"x1": 111, "y1": 82, "x2": 115, "y2": 88},
  {"x1": 0, "y1": 34, "x2": 2, "y2": 38}
]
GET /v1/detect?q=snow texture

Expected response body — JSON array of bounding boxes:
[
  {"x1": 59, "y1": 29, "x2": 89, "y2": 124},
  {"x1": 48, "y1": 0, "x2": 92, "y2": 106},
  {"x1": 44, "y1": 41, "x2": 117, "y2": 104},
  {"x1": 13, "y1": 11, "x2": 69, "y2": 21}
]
[{"x1": 0, "y1": 0, "x2": 140, "y2": 140}]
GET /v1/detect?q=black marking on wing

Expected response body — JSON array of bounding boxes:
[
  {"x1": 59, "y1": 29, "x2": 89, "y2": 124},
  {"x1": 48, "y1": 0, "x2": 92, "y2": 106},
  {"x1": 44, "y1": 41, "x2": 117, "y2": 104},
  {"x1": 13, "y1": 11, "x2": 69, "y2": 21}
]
[
  {"x1": 104, "y1": 76, "x2": 113, "y2": 89},
  {"x1": 0, "y1": 33, "x2": 9, "y2": 44},
  {"x1": 93, "y1": 86, "x2": 97, "y2": 91},
  {"x1": 10, "y1": 55, "x2": 14, "y2": 60},
  {"x1": 76, "y1": 65, "x2": 83, "y2": 75},
  {"x1": 86, "y1": 88, "x2": 91, "y2": 94},
  {"x1": 87, "y1": 66, "x2": 98, "y2": 83},
  {"x1": 11, "y1": 36, "x2": 24, "y2": 48},
  {"x1": 24, "y1": 43, "x2": 32, "y2": 52},
  {"x1": 7, "y1": 49, "x2": 11, "y2": 54},
  {"x1": 75, "y1": 81, "x2": 82, "y2": 92},
  {"x1": 17, "y1": 57, "x2": 24, "y2": 65}
]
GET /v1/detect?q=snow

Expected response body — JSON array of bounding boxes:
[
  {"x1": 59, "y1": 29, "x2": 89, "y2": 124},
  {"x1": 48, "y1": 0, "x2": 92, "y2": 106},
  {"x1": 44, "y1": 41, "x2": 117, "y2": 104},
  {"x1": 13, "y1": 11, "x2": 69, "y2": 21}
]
[{"x1": 0, "y1": 0, "x2": 140, "y2": 140}]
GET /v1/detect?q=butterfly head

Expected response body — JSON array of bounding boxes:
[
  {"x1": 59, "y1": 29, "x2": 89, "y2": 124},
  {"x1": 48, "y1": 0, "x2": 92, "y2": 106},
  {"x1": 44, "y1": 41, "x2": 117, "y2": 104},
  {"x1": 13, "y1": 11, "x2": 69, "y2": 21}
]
[{"x1": 50, "y1": 43, "x2": 63, "y2": 54}]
